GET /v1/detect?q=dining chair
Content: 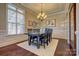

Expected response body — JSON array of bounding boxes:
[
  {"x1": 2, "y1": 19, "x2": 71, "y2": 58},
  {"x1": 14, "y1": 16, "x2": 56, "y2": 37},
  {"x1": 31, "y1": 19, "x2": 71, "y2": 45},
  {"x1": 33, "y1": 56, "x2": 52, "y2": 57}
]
[
  {"x1": 49, "y1": 29, "x2": 53, "y2": 42},
  {"x1": 39, "y1": 28, "x2": 49, "y2": 48},
  {"x1": 46, "y1": 28, "x2": 53, "y2": 43},
  {"x1": 27, "y1": 29, "x2": 40, "y2": 49}
]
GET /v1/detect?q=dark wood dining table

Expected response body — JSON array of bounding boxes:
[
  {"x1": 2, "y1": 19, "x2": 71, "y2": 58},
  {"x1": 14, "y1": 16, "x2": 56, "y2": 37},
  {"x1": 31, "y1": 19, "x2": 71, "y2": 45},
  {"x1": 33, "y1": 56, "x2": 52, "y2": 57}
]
[{"x1": 24, "y1": 32, "x2": 45, "y2": 49}]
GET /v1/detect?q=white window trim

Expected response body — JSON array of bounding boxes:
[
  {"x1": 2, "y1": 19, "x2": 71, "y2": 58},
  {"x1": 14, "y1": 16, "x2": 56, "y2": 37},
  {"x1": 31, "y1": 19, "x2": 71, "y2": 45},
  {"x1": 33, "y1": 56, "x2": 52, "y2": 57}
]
[{"x1": 6, "y1": 4, "x2": 25, "y2": 36}]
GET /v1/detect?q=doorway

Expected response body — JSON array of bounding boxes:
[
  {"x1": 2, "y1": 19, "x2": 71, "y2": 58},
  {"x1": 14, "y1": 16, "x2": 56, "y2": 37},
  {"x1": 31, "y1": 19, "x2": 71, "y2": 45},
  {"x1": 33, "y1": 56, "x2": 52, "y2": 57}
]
[{"x1": 69, "y1": 3, "x2": 76, "y2": 55}]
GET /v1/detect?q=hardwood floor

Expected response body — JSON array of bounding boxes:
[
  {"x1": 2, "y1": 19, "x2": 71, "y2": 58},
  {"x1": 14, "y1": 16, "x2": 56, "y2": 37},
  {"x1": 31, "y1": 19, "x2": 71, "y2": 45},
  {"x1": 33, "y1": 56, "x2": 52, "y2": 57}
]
[
  {"x1": 0, "y1": 44, "x2": 36, "y2": 56},
  {"x1": 0, "y1": 39, "x2": 72, "y2": 56},
  {"x1": 54, "y1": 39, "x2": 72, "y2": 56}
]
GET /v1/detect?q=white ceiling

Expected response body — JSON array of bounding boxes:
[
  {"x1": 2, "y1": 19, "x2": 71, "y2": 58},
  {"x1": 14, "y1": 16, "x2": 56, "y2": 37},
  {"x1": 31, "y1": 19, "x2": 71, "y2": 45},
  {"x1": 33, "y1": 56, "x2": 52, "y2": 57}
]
[{"x1": 21, "y1": 3, "x2": 66, "y2": 14}]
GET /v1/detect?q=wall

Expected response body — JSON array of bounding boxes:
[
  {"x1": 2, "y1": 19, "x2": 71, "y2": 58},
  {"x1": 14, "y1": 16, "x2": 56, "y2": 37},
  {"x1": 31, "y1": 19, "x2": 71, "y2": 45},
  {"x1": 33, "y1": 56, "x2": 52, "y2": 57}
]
[
  {"x1": 0, "y1": 3, "x2": 8, "y2": 45},
  {"x1": 50, "y1": 13, "x2": 66, "y2": 39},
  {"x1": 76, "y1": 3, "x2": 79, "y2": 56},
  {"x1": 65, "y1": 12, "x2": 70, "y2": 43},
  {"x1": 0, "y1": 3, "x2": 6, "y2": 35},
  {"x1": 64, "y1": 4, "x2": 70, "y2": 43},
  {"x1": 25, "y1": 7, "x2": 39, "y2": 32}
]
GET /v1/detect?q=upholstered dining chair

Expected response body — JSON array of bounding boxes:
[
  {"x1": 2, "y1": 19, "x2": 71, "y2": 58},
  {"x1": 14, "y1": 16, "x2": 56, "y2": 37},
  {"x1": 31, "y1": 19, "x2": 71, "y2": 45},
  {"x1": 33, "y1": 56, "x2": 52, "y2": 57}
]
[
  {"x1": 39, "y1": 28, "x2": 49, "y2": 48},
  {"x1": 28, "y1": 32, "x2": 41, "y2": 49}
]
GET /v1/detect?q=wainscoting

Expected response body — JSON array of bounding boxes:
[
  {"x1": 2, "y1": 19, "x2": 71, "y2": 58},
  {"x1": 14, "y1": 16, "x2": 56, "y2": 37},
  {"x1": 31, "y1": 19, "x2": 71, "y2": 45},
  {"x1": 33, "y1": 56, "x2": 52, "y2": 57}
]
[{"x1": 0, "y1": 34, "x2": 27, "y2": 47}]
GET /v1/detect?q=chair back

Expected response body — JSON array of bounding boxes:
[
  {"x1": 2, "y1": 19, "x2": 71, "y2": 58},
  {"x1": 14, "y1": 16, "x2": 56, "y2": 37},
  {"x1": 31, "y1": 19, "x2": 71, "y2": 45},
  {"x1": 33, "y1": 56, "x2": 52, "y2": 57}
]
[{"x1": 45, "y1": 28, "x2": 53, "y2": 35}]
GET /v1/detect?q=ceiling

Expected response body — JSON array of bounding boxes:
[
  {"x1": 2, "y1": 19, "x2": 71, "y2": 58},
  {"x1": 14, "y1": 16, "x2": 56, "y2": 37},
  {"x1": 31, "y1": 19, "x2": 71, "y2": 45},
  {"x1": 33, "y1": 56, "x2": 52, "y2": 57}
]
[{"x1": 21, "y1": 3, "x2": 66, "y2": 14}]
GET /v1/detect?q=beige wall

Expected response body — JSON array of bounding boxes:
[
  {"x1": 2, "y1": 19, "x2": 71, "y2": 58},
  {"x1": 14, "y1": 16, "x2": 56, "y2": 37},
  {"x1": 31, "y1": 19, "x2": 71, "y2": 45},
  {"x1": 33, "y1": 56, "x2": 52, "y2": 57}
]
[
  {"x1": 65, "y1": 12, "x2": 69, "y2": 42},
  {"x1": 25, "y1": 7, "x2": 37, "y2": 31},
  {"x1": 64, "y1": 3, "x2": 71, "y2": 44},
  {"x1": 52, "y1": 13, "x2": 66, "y2": 39},
  {"x1": 0, "y1": 4, "x2": 6, "y2": 34}
]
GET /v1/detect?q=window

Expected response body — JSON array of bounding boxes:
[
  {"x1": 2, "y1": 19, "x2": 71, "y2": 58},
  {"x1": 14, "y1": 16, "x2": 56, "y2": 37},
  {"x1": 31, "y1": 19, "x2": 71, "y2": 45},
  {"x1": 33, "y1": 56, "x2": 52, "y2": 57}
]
[{"x1": 8, "y1": 4, "x2": 25, "y2": 35}]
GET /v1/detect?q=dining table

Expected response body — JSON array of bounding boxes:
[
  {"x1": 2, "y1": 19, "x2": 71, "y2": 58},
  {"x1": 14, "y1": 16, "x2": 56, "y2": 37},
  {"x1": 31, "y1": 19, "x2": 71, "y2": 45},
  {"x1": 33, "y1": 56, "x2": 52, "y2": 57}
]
[{"x1": 24, "y1": 32, "x2": 46, "y2": 49}]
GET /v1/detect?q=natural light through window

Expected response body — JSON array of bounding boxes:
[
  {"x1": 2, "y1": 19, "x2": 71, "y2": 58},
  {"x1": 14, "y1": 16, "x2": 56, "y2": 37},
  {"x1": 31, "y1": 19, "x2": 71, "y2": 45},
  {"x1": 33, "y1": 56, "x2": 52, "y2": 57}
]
[{"x1": 8, "y1": 4, "x2": 25, "y2": 35}]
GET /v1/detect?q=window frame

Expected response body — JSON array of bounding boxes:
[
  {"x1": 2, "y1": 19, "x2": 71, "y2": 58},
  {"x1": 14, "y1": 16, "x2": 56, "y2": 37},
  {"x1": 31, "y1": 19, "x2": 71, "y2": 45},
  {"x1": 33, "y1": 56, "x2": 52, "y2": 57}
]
[{"x1": 7, "y1": 4, "x2": 25, "y2": 35}]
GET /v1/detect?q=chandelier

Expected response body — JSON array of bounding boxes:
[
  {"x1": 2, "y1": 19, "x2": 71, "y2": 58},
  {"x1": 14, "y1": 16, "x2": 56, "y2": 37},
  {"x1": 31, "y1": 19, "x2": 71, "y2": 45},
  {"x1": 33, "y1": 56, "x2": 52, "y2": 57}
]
[{"x1": 37, "y1": 3, "x2": 47, "y2": 21}]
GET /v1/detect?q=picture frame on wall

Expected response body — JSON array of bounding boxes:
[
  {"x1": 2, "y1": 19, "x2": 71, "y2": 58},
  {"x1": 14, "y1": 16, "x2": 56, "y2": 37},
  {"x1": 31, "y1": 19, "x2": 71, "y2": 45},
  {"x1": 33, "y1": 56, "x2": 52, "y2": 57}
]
[
  {"x1": 51, "y1": 19, "x2": 56, "y2": 27},
  {"x1": 47, "y1": 19, "x2": 56, "y2": 27},
  {"x1": 28, "y1": 20, "x2": 38, "y2": 27},
  {"x1": 32, "y1": 21, "x2": 38, "y2": 27}
]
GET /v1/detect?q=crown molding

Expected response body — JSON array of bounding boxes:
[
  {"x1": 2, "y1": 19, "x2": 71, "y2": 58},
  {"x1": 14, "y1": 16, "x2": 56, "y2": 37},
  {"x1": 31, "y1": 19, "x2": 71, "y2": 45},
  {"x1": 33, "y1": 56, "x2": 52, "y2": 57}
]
[{"x1": 47, "y1": 10, "x2": 66, "y2": 17}]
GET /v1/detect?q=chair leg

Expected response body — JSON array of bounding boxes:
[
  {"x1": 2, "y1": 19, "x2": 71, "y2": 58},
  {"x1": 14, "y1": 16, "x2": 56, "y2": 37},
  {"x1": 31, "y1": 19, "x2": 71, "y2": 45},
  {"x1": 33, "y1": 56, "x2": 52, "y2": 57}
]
[
  {"x1": 44, "y1": 43, "x2": 45, "y2": 48},
  {"x1": 40, "y1": 40, "x2": 42, "y2": 45},
  {"x1": 37, "y1": 37, "x2": 40, "y2": 49},
  {"x1": 37, "y1": 42, "x2": 40, "y2": 49},
  {"x1": 49, "y1": 35, "x2": 51, "y2": 42},
  {"x1": 46, "y1": 37, "x2": 48, "y2": 45},
  {"x1": 44, "y1": 39, "x2": 46, "y2": 48},
  {"x1": 47, "y1": 40, "x2": 48, "y2": 46}
]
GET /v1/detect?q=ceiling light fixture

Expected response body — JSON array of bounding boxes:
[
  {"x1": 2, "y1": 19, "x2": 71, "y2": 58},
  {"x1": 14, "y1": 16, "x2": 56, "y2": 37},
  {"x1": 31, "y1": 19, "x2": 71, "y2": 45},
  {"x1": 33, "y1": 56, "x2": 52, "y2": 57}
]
[{"x1": 37, "y1": 3, "x2": 47, "y2": 21}]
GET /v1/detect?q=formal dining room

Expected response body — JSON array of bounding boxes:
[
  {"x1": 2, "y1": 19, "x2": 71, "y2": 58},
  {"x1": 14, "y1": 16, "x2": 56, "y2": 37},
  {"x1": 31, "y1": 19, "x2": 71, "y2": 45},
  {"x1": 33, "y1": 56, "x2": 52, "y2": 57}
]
[{"x1": 0, "y1": 3, "x2": 78, "y2": 56}]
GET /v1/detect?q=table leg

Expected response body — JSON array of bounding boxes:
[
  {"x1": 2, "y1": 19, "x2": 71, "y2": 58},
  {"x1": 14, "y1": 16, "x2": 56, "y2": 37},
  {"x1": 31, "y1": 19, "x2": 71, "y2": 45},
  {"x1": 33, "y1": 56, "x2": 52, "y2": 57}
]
[{"x1": 28, "y1": 36, "x2": 31, "y2": 45}]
